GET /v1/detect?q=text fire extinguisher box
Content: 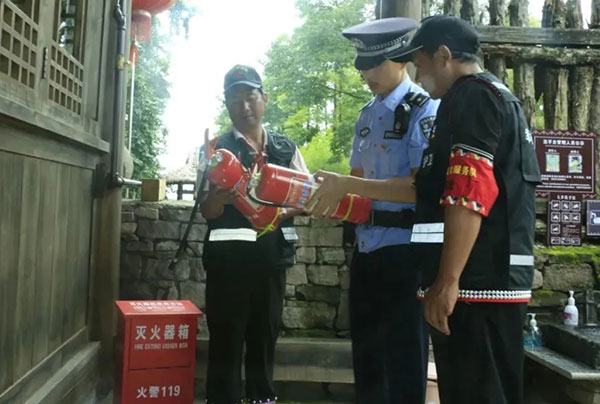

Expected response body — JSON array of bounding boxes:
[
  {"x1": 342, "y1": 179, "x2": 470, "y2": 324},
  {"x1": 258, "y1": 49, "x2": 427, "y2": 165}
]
[{"x1": 115, "y1": 300, "x2": 203, "y2": 403}]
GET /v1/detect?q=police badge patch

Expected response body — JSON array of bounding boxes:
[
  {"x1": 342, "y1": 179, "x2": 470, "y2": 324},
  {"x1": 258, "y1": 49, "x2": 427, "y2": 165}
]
[
  {"x1": 360, "y1": 127, "x2": 371, "y2": 137},
  {"x1": 419, "y1": 116, "x2": 436, "y2": 141}
]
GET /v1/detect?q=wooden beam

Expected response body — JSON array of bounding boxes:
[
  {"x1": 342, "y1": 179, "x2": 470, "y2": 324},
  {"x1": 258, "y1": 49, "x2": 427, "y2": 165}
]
[
  {"x1": 476, "y1": 26, "x2": 600, "y2": 47},
  {"x1": 482, "y1": 44, "x2": 600, "y2": 64}
]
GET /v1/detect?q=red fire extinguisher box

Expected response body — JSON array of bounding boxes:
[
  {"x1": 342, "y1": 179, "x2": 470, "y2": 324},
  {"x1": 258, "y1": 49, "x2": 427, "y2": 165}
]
[{"x1": 115, "y1": 300, "x2": 203, "y2": 403}]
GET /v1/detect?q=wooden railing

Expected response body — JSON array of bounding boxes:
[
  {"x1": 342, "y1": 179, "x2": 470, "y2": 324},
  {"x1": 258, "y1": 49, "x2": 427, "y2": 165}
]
[{"x1": 167, "y1": 180, "x2": 196, "y2": 200}]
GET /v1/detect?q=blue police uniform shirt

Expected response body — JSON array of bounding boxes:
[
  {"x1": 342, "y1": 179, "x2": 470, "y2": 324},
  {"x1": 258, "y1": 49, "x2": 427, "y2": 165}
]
[{"x1": 350, "y1": 75, "x2": 440, "y2": 253}]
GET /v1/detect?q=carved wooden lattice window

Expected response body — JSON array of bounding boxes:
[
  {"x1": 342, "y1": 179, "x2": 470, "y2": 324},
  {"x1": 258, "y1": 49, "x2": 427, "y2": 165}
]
[
  {"x1": 48, "y1": 0, "x2": 87, "y2": 115},
  {"x1": 0, "y1": 1, "x2": 39, "y2": 89}
]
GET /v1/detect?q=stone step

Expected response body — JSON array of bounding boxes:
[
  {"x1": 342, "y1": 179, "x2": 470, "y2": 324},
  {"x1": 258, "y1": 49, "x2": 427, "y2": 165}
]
[{"x1": 196, "y1": 336, "x2": 438, "y2": 384}]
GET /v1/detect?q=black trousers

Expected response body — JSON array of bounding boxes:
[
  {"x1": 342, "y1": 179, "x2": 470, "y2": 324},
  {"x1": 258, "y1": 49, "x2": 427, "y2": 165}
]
[
  {"x1": 205, "y1": 262, "x2": 286, "y2": 404},
  {"x1": 431, "y1": 302, "x2": 528, "y2": 404},
  {"x1": 350, "y1": 245, "x2": 429, "y2": 404}
]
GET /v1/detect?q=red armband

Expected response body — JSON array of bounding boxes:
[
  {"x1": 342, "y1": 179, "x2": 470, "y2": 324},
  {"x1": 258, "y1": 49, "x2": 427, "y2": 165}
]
[{"x1": 440, "y1": 145, "x2": 498, "y2": 217}]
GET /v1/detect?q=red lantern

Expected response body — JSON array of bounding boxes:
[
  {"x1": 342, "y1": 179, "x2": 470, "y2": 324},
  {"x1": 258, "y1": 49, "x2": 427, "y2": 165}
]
[
  {"x1": 132, "y1": 0, "x2": 177, "y2": 15},
  {"x1": 130, "y1": 0, "x2": 177, "y2": 61}
]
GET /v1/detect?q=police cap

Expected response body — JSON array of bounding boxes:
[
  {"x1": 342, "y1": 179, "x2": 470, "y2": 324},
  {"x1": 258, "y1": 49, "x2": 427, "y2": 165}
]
[
  {"x1": 342, "y1": 17, "x2": 418, "y2": 71},
  {"x1": 387, "y1": 15, "x2": 480, "y2": 61},
  {"x1": 224, "y1": 64, "x2": 262, "y2": 94}
]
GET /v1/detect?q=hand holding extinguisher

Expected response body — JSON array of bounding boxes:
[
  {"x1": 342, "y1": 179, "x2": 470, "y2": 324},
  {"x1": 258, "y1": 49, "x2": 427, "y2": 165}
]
[
  {"x1": 247, "y1": 164, "x2": 372, "y2": 224},
  {"x1": 205, "y1": 146, "x2": 283, "y2": 236}
]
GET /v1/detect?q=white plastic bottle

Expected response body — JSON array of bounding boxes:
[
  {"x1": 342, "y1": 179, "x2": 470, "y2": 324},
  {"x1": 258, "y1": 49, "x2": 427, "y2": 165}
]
[{"x1": 564, "y1": 290, "x2": 579, "y2": 326}]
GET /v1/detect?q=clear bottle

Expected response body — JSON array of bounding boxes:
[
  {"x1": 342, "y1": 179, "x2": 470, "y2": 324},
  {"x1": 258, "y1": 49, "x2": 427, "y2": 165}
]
[
  {"x1": 524, "y1": 313, "x2": 542, "y2": 348},
  {"x1": 564, "y1": 290, "x2": 579, "y2": 327}
]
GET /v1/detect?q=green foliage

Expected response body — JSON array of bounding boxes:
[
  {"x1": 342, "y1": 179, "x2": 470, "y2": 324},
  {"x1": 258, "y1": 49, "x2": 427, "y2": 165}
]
[
  {"x1": 259, "y1": 0, "x2": 372, "y2": 173},
  {"x1": 300, "y1": 130, "x2": 351, "y2": 174},
  {"x1": 128, "y1": 0, "x2": 194, "y2": 180},
  {"x1": 213, "y1": 0, "x2": 372, "y2": 173}
]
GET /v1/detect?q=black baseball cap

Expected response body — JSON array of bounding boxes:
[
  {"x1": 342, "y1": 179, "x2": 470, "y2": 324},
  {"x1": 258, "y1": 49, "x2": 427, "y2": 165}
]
[
  {"x1": 386, "y1": 15, "x2": 481, "y2": 61},
  {"x1": 342, "y1": 17, "x2": 418, "y2": 70},
  {"x1": 224, "y1": 64, "x2": 262, "y2": 93}
]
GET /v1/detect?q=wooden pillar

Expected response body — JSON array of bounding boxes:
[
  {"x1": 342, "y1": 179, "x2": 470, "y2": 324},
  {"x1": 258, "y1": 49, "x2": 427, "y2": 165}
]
[
  {"x1": 569, "y1": 66, "x2": 594, "y2": 131},
  {"x1": 509, "y1": 0, "x2": 529, "y2": 27},
  {"x1": 443, "y1": 0, "x2": 462, "y2": 17},
  {"x1": 377, "y1": 0, "x2": 421, "y2": 78},
  {"x1": 514, "y1": 64, "x2": 537, "y2": 129},
  {"x1": 488, "y1": 0, "x2": 509, "y2": 85},
  {"x1": 509, "y1": 0, "x2": 536, "y2": 128},
  {"x1": 461, "y1": 0, "x2": 479, "y2": 24},
  {"x1": 589, "y1": 65, "x2": 600, "y2": 195},
  {"x1": 378, "y1": 0, "x2": 421, "y2": 19},
  {"x1": 544, "y1": 68, "x2": 569, "y2": 130},
  {"x1": 489, "y1": 0, "x2": 507, "y2": 25},
  {"x1": 566, "y1": 0, "x2": 591, "y2": 132},
  {"x1": 591, "y1": 0, "x2": 600, "y2": 28},
  {"x1": 542, "y1": 0, "x2": 569, "y2": 130},
  {"x1": 566, "y1": 0, "x2": 583, "y2": 28},
  {"x1": 89, "y1": 0, "x2": 131, "y2": 381},
  {"x1": 422, "y1": 0, "x2": 431, "y2": 18},
  {"x1": 589, "y1": 65, "x2": 600, "y2": 135},
  {"x1": 543, "y1": 0, "x2": 567, "y2": 29}
]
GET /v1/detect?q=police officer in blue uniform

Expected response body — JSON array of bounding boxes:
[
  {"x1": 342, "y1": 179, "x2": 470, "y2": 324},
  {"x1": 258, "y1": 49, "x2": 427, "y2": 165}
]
[
  {"x1": 309, "y1": 18, "x2": 439, "y2": 403},
  {"x1": 311, "y1": 17, "x2": 541, "y2": 404}
]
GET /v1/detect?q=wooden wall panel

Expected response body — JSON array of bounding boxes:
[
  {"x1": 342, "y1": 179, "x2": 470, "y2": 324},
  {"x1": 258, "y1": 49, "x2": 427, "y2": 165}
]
[
  {"x1": 0, "y1": 152, "x2": 24, "y2": 391},
  {"x1": 31, "y1": 162, "x2": 59, "y2": 366},
  {"x1": 13, "y1": 158, "x2": 40, "y2": 380},
  {"x1": 0, "y1": 150, "x2": 93, "y2": 390}
]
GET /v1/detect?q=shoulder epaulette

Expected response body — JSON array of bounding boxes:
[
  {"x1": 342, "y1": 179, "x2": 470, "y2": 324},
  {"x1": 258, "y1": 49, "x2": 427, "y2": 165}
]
[{"x1": 405, "y1": 92, "x2": 430, "y2": 108}]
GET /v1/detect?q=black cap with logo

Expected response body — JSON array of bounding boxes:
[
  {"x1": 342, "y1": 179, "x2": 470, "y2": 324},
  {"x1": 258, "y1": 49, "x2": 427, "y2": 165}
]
[
  {"x1": 223, "y1": 64, "x2": 262, "y2": 94},
  {"x1": 386, "y1": 15, "x2": 481, "y2": 61}
]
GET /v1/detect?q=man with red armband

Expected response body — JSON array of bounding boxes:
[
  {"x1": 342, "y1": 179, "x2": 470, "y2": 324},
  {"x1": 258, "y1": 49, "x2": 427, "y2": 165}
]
[{"x1": 308, "y1": 16, "x2": 541, "y2": 404}]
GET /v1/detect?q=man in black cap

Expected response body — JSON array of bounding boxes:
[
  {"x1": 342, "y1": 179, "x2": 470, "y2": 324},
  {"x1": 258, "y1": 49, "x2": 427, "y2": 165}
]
[
  {"x1": 200, "y1": 64, "x2": 307, "y2": 404},
  {"x1": 309, "y1": 16, "x2": 540, "y2": 404},
  {"x1": 394, "y1": 16, "x2": 540, "y2": 404},
  {"x1": 306, "y1": 17, "x2": 438, "y2": 404}
]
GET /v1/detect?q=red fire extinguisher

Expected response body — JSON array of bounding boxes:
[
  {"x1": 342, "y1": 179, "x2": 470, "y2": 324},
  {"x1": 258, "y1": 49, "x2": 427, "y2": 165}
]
[
  {"x1": 248, "y1": 164, "x2": 371, "y2": 224},
  {"x1": 207, "y1": 148, "x2": 282, "y2": 234}
]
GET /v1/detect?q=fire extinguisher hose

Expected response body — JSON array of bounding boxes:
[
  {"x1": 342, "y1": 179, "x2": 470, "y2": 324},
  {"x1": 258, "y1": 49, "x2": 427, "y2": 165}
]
[{"x1": 168, "y1": 168, "x2": 209, "y2": 271}]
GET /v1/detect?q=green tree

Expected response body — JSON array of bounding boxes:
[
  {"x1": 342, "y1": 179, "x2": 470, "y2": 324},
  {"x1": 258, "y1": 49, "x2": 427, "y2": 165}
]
[
  {"x1": 260, "y1": 0, "x2": 372, "y2": 172},
  {"x1": 128, "y1": 0, "x2": 196, "y2": 180}
]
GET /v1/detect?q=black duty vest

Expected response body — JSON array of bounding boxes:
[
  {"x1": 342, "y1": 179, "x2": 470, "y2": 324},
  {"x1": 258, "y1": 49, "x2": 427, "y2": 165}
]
[
  {"x1": 413, "y1": 73, "x2": 541, "y2": 299},
  {"x1": 202, "y1": 130, "x2": 298, "y2": 269}
]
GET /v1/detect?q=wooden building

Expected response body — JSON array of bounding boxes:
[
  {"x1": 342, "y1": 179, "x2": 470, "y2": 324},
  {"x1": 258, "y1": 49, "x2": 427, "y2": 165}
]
[{"x1": 0, "y1": 0, "x2": 132, "y2": 402}]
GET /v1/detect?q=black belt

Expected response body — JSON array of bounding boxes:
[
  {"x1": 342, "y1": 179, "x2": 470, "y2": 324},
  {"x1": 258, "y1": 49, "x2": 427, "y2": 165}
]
[{"x1": 367, "y1": 209, "x2": 415, "y2": 229}]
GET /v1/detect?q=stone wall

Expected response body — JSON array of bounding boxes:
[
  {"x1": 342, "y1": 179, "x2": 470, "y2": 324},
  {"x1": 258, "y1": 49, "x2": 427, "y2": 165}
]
[
  {"x1": 120, "y1": 201, "x2": 600, "y2": 333},
  {"x1": 531, "y1": 246, "x2": 600, "y2": 320},
  {"x1": 120, "y1": 201, "x2": 352, "y2": 336}
]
